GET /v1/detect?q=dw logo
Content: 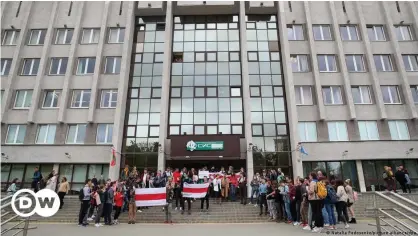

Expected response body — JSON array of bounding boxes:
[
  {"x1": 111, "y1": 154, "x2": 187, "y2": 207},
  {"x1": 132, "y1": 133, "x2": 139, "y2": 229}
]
[{"x1": 11, "y1": 189, "x2": 60, "y2": 217}]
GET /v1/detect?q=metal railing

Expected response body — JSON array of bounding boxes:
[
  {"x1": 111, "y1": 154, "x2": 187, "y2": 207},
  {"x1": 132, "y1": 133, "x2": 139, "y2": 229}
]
[
  {"x1": 1, "y1": 193, "x2": 37, "y2": 236},
  {"x1": 371, "y1": 188, "x2": 418, "y2": 235}
]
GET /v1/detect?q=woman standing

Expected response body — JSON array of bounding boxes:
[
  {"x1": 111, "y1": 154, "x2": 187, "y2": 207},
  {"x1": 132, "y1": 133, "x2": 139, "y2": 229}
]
[
  {"x1": 336, "y1": 180, "x2": 350, "y2": 229},
  {"x1": 344, "y1": 179, "x2": 356, "y2": 224},
  {"x1": 404, "y1": 169, "x2": 412, "y2": 194},
  {"x1": 57, "y1": 177, "x2": 69, "y2": 209},
  {"x1": 324, "y1": 179, "x2": 337, "y2": 230},
  {"x1": 113, "y1": 187, "x2": 124, "y2": 224},
  {"x1": 221, "y1": 175, "x2": 230, "y2": 202},
  {"x1": 94, "y1": 184, "x2": 105, "y2": 227},
  {"x1": 213, "y1": 175, "x2": 222, "y2": 205},
  {"x1": 46, "y1": 170, "x2": 58, "y2": 191},
  {"x1": 308, "y1": 172, "x2": 324, "y2": 233},
  {"x1": 128, "y1": 185, "x2": 136, "y2": 224},
  {"x1": 7, "y1": 178, "x2": 19, "y2": 196}
]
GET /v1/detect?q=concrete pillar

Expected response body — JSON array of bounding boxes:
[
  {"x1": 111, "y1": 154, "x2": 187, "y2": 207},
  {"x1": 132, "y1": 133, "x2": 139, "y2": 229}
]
[
  {"x1": 158, "y1": 2, "x2": 174, "y2": 172},
  {"x1": 109, "y1": 2, "x2": 135, "y2": 181},
  {"x1": 356, "y1": 160, "x2": 367, "y2": 192},
  {"x1": 277, "y1": 1, "x2": 303, "y2": 178}
]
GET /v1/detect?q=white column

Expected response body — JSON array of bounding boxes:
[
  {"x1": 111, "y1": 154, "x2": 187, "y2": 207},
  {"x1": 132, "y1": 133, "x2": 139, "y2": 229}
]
[
  {"x1": 158, "y1": 2, "x2": 174, "y2": 172},
  {"x1": 355, "y1": 160, "x2": 366, "y2": 192}
]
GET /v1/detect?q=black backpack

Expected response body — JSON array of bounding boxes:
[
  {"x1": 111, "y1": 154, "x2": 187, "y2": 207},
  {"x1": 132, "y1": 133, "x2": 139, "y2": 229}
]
[{"x1": 79, "y1": 188, "x2": 85, "y2": 201}]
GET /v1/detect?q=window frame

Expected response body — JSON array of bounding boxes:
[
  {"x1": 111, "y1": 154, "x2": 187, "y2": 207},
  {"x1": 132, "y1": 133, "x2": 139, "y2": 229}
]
[
  {"x1": 42, "y1": 90, "x2": 60, "y2": 109},
  {"x1": 250, "y1": 86, "x2": 261, "y2": 97},
  {"x1": 327, "y1": 121, "x2": 349, "y2": 142},
  {"x1": 312, "y1": 24, "x2": 333, "y2": 41},
  {"x1": 295, "y1": 85, "x2": 314, "y2": 105},
  {"x1": 96, "y1": 124, "x2": 113, "y2": 144},
  {"x1": 394, "y1": 25, "x2": 414, "y2": 41},
  {"x1": 411, "y1": 85, "x2": 418, "y2": 104},
  {"x1": 5, "y1": 124, "x2": 26, "y2": 144},
  {"x1": 1, "y1": 30, "x2": 20, "y2": 45},
  {"x1": 100, "y1": 89, "x2": 118, "y2": 108},
  {"x1": 66, "y1": 124, "x2": 87, "y2": 144},
  {"x1": 358, "y1": 121, "x2": 380, "y2": 141},
  {"x1": 80, "y1": 28, "x2": 100, "y2": 44},
  {"x1": 76, "y1": 57, "x2": 96, "y2": 75},
  {"x1": 287, "y1": 24, "x2": 304, "y2": 41},
  {"x1": 0, "y1": 58, "x2": 12, "y2": 76},
  {"x1": 318, "y1": 55, "x2": 338, "y2": 72},
  {"x1": 35, "y1": 124, "x2": 57, "y2": 144},
  {"x1": 351, "y1": 86, "x2": 372, "y2": 105},
  {"x1": 13, "y1": 90, "x2": 32, "y2": 109},
  {"x1": 71, "y1": 90, "x2": 91, "y2": 108},
  {"x1": 252, "y1": 124, "x2": 264, "y2": 137},
  {"x1": 27, "y1": 29, "x2": 46, "y2": 45},
  {"x1": 374, "y1": 54, "x2": 394, "y2": 72},
  {"x1": 388, "y1": 120, "x2": 410, "y2": 140},
  {"x1": 49, "y1": 57, "x2": 68, "y2": 75},
  {"x1": 402, "y1": 55, "x2": 418, "y2": 72},
  {"x1": 345, "y1": 54, "x2": 366, "y2": 72},
  {"x1": 339, "y1": 25, "x2": 360, "y2": 41},
  {"x1": 104, "y1": 56, "x2": 121, "y2": 74},
  {"x1": 298, "y1": 122, "x2": 318, "y2": 142},
  {"x1": 367, "y1": 25, "x2": 387, "y2": 41},
  {"x1": 381, "y1": 85, "x2": 402, "y2": 104},
  {"x1": 290, "y1": 54, "x2": 310, "y2": 72},
  {"x1": 108, "y1": 27, "x2": 125, "y2": 44},
  {"x1": 322, "y1": 86, "x2": 343, "y2": 105},
  {"x1": 54, "y1": 28, "x2": 73, "y2": 45},
  {"x1": 21, "y1": 58, "x2": 40, "y2": 76}
]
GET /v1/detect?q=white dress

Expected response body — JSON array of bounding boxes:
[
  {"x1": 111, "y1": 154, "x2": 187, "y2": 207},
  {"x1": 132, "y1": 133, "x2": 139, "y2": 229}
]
[{"x1": 46, "y1": 175, "x2": 57, "y2": 191}]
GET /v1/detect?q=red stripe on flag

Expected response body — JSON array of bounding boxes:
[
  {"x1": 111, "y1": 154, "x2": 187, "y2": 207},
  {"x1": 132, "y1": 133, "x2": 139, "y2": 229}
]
[
  {"x1": 183, "y1": 187, "x2": 208, "y2": 193},
  {"x1": 135, "y1": 193, "x2": 166, "y2": 201}
]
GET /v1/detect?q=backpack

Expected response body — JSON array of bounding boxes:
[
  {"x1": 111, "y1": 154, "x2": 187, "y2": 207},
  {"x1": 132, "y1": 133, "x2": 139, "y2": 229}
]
[
  {"x1": 315, "y1": 181, "x2": 327, "y2": 199},
  {"x1": 79, "y1": 188, "x2": 85, "y2": 201},
  {"x1": 327, "y1": 186, "x2": 338, "y2": 203}
]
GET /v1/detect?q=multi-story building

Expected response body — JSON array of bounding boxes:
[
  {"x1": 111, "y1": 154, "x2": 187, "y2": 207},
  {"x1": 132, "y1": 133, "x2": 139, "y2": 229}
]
[{"x1": 1, "y1": 1, "x2": 417, "y2": 193}]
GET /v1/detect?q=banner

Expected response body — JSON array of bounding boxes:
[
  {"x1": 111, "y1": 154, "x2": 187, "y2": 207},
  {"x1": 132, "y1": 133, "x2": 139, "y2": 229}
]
[
  {"x1": 198, "y1": 170, "x2": 209, "y2": 179},
  {"x1": 135, "y1": 188, "x2": 166, "y2": 207},
  {"x1": 182, "y1": 183, "x2": 209, "y2": 198}
]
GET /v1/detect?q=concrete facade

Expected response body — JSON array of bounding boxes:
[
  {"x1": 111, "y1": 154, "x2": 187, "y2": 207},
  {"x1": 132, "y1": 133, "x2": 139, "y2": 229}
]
[{"x1": 1, "y1": 1, "x2": 418, "y2": 193}]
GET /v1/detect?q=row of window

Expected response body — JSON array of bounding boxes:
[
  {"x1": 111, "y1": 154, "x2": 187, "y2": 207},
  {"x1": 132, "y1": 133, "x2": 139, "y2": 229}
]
[
  {"x1": 293, "y1": 85, "x2": 418, "y2": 105},
  {"x1": 0, "y1": 57, "x2": 121, "y2": 76},
  {"x1": 298, "y1": 120, "x2": 410, "y2": 142},
  {"x1": 290, "y1": 54, "x2": 418, "y2": 73},
  {"x1": 287, "y1": 24, "x2": 414, "y2": 42},
  {"x1": 5, "y1": 124, "x2": 113, "y2": 145},
  {"x1": 1, "y1": 28, "x2": 125, "y2": 46},
  {"x1": 11, "y1": 89, "x2": 117, "y2": 109}
]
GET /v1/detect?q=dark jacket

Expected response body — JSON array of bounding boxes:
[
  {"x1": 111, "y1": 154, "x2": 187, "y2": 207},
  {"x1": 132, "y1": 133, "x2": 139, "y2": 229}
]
[
  {"x1": 295, "y1": 185, "x2": 302, "y2": 201},
  {"x1": 266, "y1": 186, "x2": 274, "y2": 200},
  {"x1": 395, "y1": 170, "x2": 406, "y2": 184}
]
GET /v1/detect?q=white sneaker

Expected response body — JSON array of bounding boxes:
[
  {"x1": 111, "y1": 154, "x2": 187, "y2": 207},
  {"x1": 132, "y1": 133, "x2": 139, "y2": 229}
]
[
  {"x1": 91, "y1": 215, "x2": 95, "y2": 218},
  {"x1": 344, "y1": 224, "x2": 350, "y2": 229},
  {"x1": 95, "y1": 223, "x2": 101, "y2": 227},
  {"x1": 87, "y1": 217, "x2": 93, "y2": 221},
  {"x1": 303, "y1": 225, "x2": 311, "y2": 230},
  {"x1": 312, "y1": 227, "x2": 323, "y2": 233},
  {"x1": 293, "y1": 222, "x2": 298, "y2": 226},
  {"x1": 137, "y1": 209, "x2": 142, "y2": 213},
  {"x1": 324, "y1": 224, "x2": 330, "y2": 227},
  {"x1": 254, "y1": 204, "x2": 258, "y2": 207},
  {"x1": 180, "y1": 207, "x2": 183, "y2": 211}
]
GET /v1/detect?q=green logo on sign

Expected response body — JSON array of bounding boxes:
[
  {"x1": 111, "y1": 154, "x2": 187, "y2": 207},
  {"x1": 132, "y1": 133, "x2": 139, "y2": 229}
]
[{"x1": 186, "y1": 140, "x2": 224, "y2": 151}]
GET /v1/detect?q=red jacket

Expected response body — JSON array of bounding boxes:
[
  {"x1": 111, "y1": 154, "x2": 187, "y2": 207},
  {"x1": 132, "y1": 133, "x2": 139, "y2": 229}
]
[
  {"x1": 288, "y1": 184, "x2": 296, "y2": 200},
  {"x1": 114, "y1": 192, "x2": 124, "y2": 207},
  {"x1": 230, "y1": 175, "x2": 238, "y2": 186},
  {"x1": 173, "y1": 172, "x2": 181, "y2": 184}
]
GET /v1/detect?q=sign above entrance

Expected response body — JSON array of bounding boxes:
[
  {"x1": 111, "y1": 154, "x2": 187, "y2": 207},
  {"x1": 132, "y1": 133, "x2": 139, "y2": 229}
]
[{"x1": 186, "y1": 140, "x2": 224, "y2": 151}]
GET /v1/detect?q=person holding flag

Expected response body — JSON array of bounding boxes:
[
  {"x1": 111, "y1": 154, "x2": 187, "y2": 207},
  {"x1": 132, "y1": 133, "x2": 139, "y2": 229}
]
[
  {"x1": 200, "y1": 176, "x2": 211, "y2": 212},
  {"x1": 180, "y1": 172, "x2": 193, "y2": 215},
  {"x1": 165, "y1": 176, "x2": 175, "y2": 223}
]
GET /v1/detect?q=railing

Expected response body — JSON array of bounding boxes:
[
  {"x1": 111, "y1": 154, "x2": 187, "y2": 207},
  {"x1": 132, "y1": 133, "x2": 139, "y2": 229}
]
[
  {"x1": 1, "y1": 193, "x2": 37, "y2": 236},
  {"x1": 371, "y1": 188, "x2": 418, "y2": 235}
]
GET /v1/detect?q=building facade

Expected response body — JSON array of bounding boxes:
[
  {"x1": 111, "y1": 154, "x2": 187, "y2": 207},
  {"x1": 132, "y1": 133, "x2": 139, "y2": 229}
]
[{"x1": 1, "y1": 1, "x2": 418, "y2": 193}]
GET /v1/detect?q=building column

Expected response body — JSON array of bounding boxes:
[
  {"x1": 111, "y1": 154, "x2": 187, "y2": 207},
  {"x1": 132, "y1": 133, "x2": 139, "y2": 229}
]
[
  {"x1": 109, "y1": 2, "x2": 135, "y2": 181},
  {"x1": 277, "y1": 2, "x2": 303, "y2": 178},
  {"x1": 158, "y1": 2, "x2": 174, "y2": 172},
  {"x1": 238, "y1": 1, "x2": 254, "y2": 197},
  {"x1": 355, "y1": 160, "x2": 366, "y2": 192}
]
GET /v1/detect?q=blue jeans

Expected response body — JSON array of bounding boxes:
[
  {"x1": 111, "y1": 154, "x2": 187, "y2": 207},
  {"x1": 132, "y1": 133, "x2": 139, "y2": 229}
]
[
  {"x1": 284, "y1": 201, "x2": 292, "y2": 221},
  {"x1": 322, "y1": 205, "x2": 329, "y2": 225},
  {"x1": 229, "y1": 185, "x2": 236, "y2": 201},
  {"x1": 250, "y1": 187, "x2": 259, "y2": 204},
  {"x1": 325, "y1": 203, "x2": 336, "y2": 225}
]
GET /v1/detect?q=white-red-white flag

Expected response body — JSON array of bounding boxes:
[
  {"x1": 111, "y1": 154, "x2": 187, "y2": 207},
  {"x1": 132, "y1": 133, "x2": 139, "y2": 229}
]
[
  {"x1": 182, "y1": 183, "x2": 210, "y2": 198},
  {"x1": 135, "y1": 187, "x2": 166, "y2": 207}
]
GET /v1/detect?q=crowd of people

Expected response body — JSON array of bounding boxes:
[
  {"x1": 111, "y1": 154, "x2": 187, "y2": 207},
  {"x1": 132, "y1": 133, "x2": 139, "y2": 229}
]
[{"x1": 383, "y1": 165, "x2": 412, "y2": 193}]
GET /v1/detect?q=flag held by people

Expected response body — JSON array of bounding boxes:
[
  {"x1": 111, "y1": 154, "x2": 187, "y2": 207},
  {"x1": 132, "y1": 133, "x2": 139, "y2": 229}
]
[
  {"x1": 135, "y1": 187, "x2": 166, "y2": 207},
  {"x1": 182, "y1": 183, "x2": 209, "y2": 198}
]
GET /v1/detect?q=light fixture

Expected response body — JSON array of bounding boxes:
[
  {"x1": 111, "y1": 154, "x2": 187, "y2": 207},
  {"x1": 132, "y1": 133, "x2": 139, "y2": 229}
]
[
  {"x1": 247, "y1": 143, "x2": 253, "y2": 152},
  {"x1": 400, "y1": 20, "x2": 404, "y2": 25},
  {"x1": 116, "y1": 23, "x2": 120, "y2": 27},
  {"x1": 148, "y1": 3, "x2": 151, "y2": 7},
  {"x1": 64, "y1": 24, "x2": 67, "y2": 28},
  {"x1": 342, "y1": 150, "x2": 348, "y2": 158},
  {"x1": 347, "y1": 20, "x2": 350, "y2": 24},
  {"x1": 260, "y1": 2, "x2": 264, "y2": 6},
  {"x1": 158, "y1": 143, "x2": 163, "y2": 153},
  {"x1": 406, "y1": 148, "x2": 414, "y2": 156},
  {"x1": 65, "y1": 152, "x2": 71, "y2": 159},
  {"x1": 10, "y1": 25, "x2": 15, "y2": 29},
  {"x1": 292, "y1": 20, "x2": 296, "y2": 24},
  {"x1": 203, "y1": 1, "x2": 206, "y2": 4},
  {"x1": 1, "y1": 153, "x2": 8, "y2": 159}
]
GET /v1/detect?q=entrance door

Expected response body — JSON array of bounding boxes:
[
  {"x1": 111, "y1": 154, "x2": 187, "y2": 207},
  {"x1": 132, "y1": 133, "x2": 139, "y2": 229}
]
[{"x1": 166, "y1": 159, "x2": 246, "y2": 171}]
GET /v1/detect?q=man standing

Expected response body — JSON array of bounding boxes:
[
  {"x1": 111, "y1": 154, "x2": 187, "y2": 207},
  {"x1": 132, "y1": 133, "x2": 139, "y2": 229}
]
[
  {"x1": 32, "y1": 167, "x2": 42, "y2": 193},
  {"x1": 238, "y1": 171, "x2": 247, "y2": 205},
  {"x1": 78, "y1": 179, "x2": 91, "y2": 227},
  {"x1": 395, "y1": 166, "x2": 407, "y2": 193},
  {"x1": 103, "y1": 182, "x2": 115, "y2": 225},
  {"x1": 173, "y1": 168, "x2": 181, "y2": 211},
  {"x1": 165, "y1": 177, "x2": 175, "y2": 223}
]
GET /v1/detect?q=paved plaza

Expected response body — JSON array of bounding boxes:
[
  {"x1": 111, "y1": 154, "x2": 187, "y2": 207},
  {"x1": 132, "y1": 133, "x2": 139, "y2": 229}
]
[{"x1": 24, "y1": 221, "x2": 381, "y2": 236}]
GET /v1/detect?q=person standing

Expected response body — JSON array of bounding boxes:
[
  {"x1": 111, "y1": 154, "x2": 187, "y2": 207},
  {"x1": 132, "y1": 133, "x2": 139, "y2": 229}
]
[
  {"x1": 345, "y1": 179, "x2": 356, "y2": 224},
  {"x1": 213, "y1": 175, "x2": 222, "y2": 205},
  {"x1": 258, "y1": 179, "x2": 268, "y2": 216},
  {"x1": 221, "y1": 175, "x2": 230, "y2": 202},
  {"x1": 324, "y1": 179, "x2": 337, "y2": 230},
  {"x1": 78, "y1": 179, "x2": 91, "y2": 227},
  {"x1": 200, "y1": 176, "x2": 210, "y2": 212},
  {"x1": 128, "y1": 185, "x2": 136, "y2": 224},
  {"x1": 165, "y1": 177, "x2": 175, "y2": 223},
  {"x1": 58, "y1": 177, "x2": 69, "y2": 209},
  {"x1": 103, "y1": 182, "x2": 114, "y2": 225},
  {"x1": 266, "y1": 181, "x2": 277, "y2": 221},
  {"x1": 250, "y1": 174, "x2": 260, "y2": 206},
  {"x1": 94, "y1": 184, "x2": 105, "y2": 227},
  {"x1": 238, "y1": 172, "x2": 247, "y2": 205},
  {"x1": 395, "y1": 166, "x2": 407, "y2": 193},
  {"x1": 336, "y1": 180, "x2": 350, "y2": 229},
  {"x1": 404, "y1": 169, "x2": 412, "y2": 194},
  {"x1": 7, "y1": 178, "x2": 19, "y2": 196},
  {"x1": 113, "y1": 187, "x2": 124, "y2": 224},
  {"x1": 308, "y1": 172, "x2": 324, "y2": 233},
  {"x1": 383, "y1": 166, "x2": 396, "y2": 192},
  {"x1": 180, "y1": 173, "x2": 192, "y2": 215},
  {"x1": 46, "y1": 170, "x2": 58, "y2": 191},
  {"x1": 173, "y1": 168, "x2": 181, "y2": 211},
  {"x1": 32, "y1": 167, "x2": 42, "y2": 193}
]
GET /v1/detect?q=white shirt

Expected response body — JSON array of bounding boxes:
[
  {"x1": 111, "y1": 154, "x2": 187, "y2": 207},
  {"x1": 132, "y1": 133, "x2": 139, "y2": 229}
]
[
  {"x1": 213, "y1": 178, "x2": 221, "y2": 192},
  {"x1": 142, "y1": 174, "x2": 147, "y2": 184}
]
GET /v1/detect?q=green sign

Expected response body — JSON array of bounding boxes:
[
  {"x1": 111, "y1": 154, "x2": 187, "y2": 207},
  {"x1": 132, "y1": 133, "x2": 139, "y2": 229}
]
[{"x1": 186, "y1": 140, "x2": 224, "y2": 151}]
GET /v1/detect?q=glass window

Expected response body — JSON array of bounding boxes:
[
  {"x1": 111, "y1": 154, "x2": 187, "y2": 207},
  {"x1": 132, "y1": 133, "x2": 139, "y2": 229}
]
[
  {"x1": 411, "y1": 86, "x2": 418, "y2": 104},
  {"x1": 295, "y1": 86, "x2": 313, "y2": 105},
  {"x1": 313, "y1": 25, "x2": 332, "y2": 40},
  {"x1": 104, "y1": 57, "x2": 121, "y2": 74},
  {"x1": 36, "y1": 124, "x2": 56, "y2": 144},
  {"x1": 327, "y1": 121, "x2": 349, "y2": 141},
  {"x1": 367, "y1": 25, "x2": 386, "y2": 41},
  {"x1": 81, "y1": 28, "x2": 100, "y2": 44},
  {"x1": 42, "y1": 90, "x2": 60, "y2": 108},
  {"x1": 96, "y1": 124, "x2": 113, "y2": 144},
  {"x1": 287, "y1": 25, "x2": 304, "y2": 40},
  {"x1": 6, "y1": 125, "x2": 27, "y2": 144},
  {"x1": 402, "y1": 55, "x2": 418, "y2": 71},
  {"x1": 13, "y1": 90, "x2": 32, "y2": 109},
  {"x1": 100, "y1": 90, "x2": 118, "y2": 108},
  {"x1": 345, "y1": 55, "x2": 365, "y2": 72},
  {"x1": 322, "y1": 86, "x2": 343, "y2": 105},
  {"x1": 0, "y1": 58, "x2": 12, "y2": 76},
  {"x1": 71, "y1": 90, "x2": 91, "y2": 108},
  {"x1": 54, "y1": 28, "x2": 73, "y2": 44},
  {"x1": 388, "y1": 120, "x2": 410, "y2": 140},
  {"x1": 358, "y1": 121, "x2": 379, "y2": 141},
  {"x1": 340, "y1": 25, "x2": 359, "y2": 41},
  {"x1": 76, "y1": 58, "x2": 96, "y2": 75},
  {"x1": 250, "y1": 86, "x2": 260, "y2": 97},
  {"x1": 2, "y1": 30, "x2": 20, "y2": 45},
  {"x1": 351, "y1": 86, "x2": 372, "y2": 104},
  {"x1": 290, "y1": 55, "x2": 309, "y2": 72},
  {"x1": 231, "y1": 87, "x2": 241, "y2": 97},
  {"x1": 21, "y1": 58, "x2": 40, "y2": 75},
  {"x1": 252, "y1": 124, "x2": 263, "y2": 136},
  {"x1": 374, "y1": 55, "x2": 393, "y2": 72},
  {"x1": 66, "y1": 124, "x2": 87, "y2": 144},
  {"x1": 49, "y1": 58, "x2": 68, "y2": 75},
  {"x1": 108, "y1": 28, "x2": 125, "y2": 43},
  {"x1": 298, "y1": 122, "x2": 317, "y2": 142},
  {"x1": 381, "y1": 86, "x2": 401, "y2": 104},
  {"x1": 394, "y1": 25, "x2": 413, "y2": 41},
  {"x1": 28, "y1": 29, "x2": 46, "y2": 45},
  {"x1": 317, "y1": 55, "x2": 337, "y2": 72}
]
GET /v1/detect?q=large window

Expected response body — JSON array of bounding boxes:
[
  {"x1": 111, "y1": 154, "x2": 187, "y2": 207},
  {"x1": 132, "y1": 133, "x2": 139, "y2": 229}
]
[
  {"x1": 381, "y1": 85, "x2": 401, "y2": 104},
  {"x1": 411, "y1": 86, "x2": 418, "y2": 104},
  {"x1": 27, "y1": 29, "x2": 46, "y2": 45},
  {"x1": 81, "y1": 28, "x2": 100, "y2": 44},
  {"x1": 66, "y1": 124, "x2": 87, "y2": 144},
  {"x1": 42, "y1": 90, "x2": 60, "y2": 108},
  {"x1": 36, "y1": 124, "x2": 56, "y2": 144},
  {"x1": 295, "y1": 86, "x2": 313, "y2": 105},
  {"x1": 290, "y1": 55, "x2": 309, "y2": 72},
  {"x1": 402, "y1": 55, "x2": 418, "y2": 71},
  {"x1": 340, "y1": 25, "x2": 359, "y2": 41},
  {"x1": 374, "y1": 55, "x2": 394, "y2": 72},
  {"x1": 394, "y1": 25, "x2": 413, "y2": 41},
  {"x1": 351, "y1": 86, "x2": 372, "y2": 104},
  {"x1": 1, "y1": 58, "x2": 12, "y2": 76},
  {"x1": 21, "y1": 58, "x2": 40, "y2": 75},
  {"x1": 108, "y1": 28, "x2": 125, "y2": 43},
  {"x1": 104, "y1": 57, "x2": 121, "y2": 74},
  {"x1": 54, "y1": 28, "x2": 73, "y2": 45},
  {"x1": 97, "y1": 124, "x2": 113, "y2": 144},
  {"x1": 367, "y1": 25, "x2": 386, "y2": 41},
  {"x1": 327, "y1": 121, "x2": 348, "y2": 141},
  {"x1": 313, "y1": 25, "x2": 332, "y2": 40},
  {"x1": 71, "y1": 90, "x2": 91, "y2": 108},
  {"x1": 100, "y1": 90, "x2": 117, "y2": 108},
  {"x1": 358, "y1": 121, "x2": 379, "y2": 141},
  {"x1": 76, "y1": 57, "x2": 95, "y2": 75},
  {"x1": 49, "y1": 58, "x2": 68, "y2": 75},
  {"x1": 13, "y1": 90, "x2": 33, "y2": 109},
  {"x1": 298, "y1": 122, "x2": 317, "y2": 142},
  {"x1": 287, "y1": 24, "x2": 304, "y2": 40},
  {"x1": 388, "y1": 120, "x2": 409, "y2": 140},
  {"x1": 322, "y1": 86, "x2": 343, "y2": 105},
  {"x1": 2, "y1": 30, "x2": 20, "y2": 45},
  {"x1": 345, "y1": 55, "x2": 365, "y2": 72},
  {"x1": 6, "y1": 125, "x2": 26, "y2": 144},
  {"x1": 317, "y1": 55, "x2": 337, "y2": 72}
]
